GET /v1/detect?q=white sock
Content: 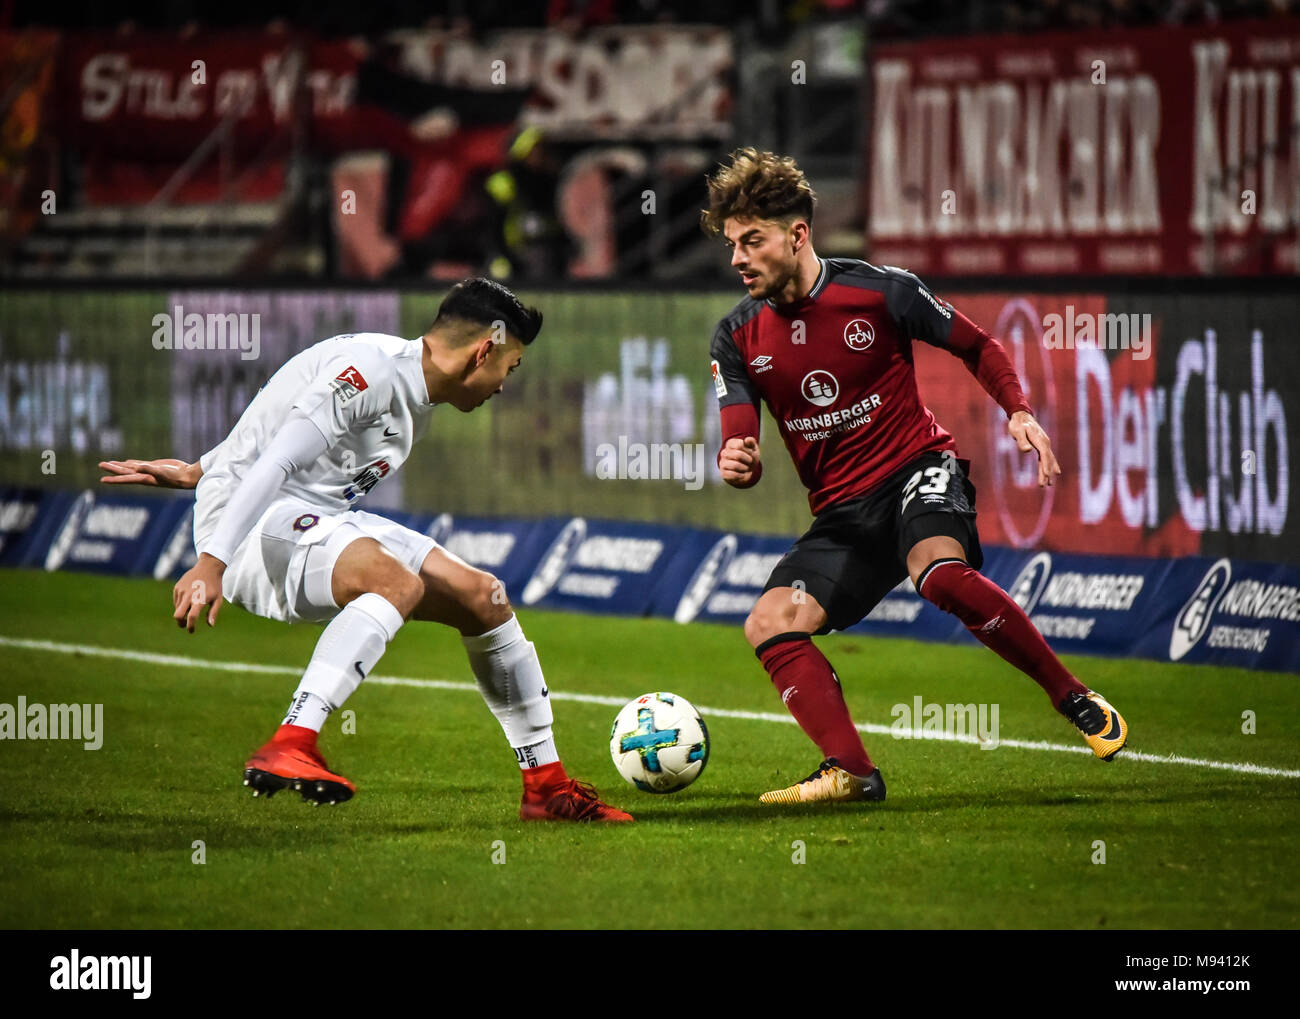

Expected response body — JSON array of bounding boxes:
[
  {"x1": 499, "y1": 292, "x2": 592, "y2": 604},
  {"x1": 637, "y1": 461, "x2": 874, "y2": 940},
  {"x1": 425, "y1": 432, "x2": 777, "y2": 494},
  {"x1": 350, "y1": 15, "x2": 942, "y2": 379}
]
[
  {"x1": 514, "y1": 737, "x2": 560, "y2": 770},
  {"x1": 462, "y1": 614, "x2": 556, "y2": 766},
  {"x1": 292, "y1": 592, "x2": 405, "y2": 713},
  {"x1": 282, "y1": 691, "x2": 333, "y2": 732}
]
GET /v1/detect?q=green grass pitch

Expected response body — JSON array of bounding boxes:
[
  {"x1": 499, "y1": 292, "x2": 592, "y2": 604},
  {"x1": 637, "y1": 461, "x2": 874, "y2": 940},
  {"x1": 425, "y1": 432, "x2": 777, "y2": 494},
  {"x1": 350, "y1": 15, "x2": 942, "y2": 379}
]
[{"x1": 0, "y1": 568, "x2": 1297, "y2": 929}]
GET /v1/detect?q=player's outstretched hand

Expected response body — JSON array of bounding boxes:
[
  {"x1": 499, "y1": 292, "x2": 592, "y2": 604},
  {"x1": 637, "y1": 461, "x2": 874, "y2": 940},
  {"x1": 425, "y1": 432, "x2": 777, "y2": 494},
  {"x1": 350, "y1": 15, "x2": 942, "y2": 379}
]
[
  {"x1": 99, "y1": 458, "x2": 200, "y2": 490},
  {"x1": 1008, "y1": 411, "x2": 1061, "y2": 487},
  {"x1": 720, "y1": 436, "x2": 761, "y2": 487},
  {"x1": 173, "y1": 554, "x2": 226, "y2": 633}
]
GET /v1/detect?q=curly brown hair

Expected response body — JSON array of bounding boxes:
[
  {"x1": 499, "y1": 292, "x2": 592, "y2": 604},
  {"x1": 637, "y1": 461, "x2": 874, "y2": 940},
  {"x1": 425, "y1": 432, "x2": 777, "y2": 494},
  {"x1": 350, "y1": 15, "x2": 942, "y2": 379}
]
[{"x1": 700, "y1": 148, "x2": 817, "y2": 237}]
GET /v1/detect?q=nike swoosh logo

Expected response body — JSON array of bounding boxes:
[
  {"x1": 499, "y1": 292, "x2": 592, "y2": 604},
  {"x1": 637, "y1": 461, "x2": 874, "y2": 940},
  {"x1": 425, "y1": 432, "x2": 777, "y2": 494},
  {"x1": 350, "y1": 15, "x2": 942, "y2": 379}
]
[
  {"x1": 540, "y1": 686, "x2": 549, "y2": 697},
  {"x1": 354, "y1": 661, "x2": 366, "y2": 679},
  {"x1": 383, "y1": 427, "x2": 398, "y2": 437},
  {"x1": 1100, "y1": 711, "x2": 1122, "y2": 741}
]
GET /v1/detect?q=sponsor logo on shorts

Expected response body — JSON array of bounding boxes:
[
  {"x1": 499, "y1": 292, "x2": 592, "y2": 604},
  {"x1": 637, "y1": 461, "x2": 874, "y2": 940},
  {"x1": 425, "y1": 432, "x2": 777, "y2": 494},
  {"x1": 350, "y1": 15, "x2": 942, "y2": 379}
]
[
  {"x1": 292, "y1": 514, "x2": 320, "y2": 532},
  {"x1": 800, "y1": 370, "x2": 839, "y2": 407},
  {"x1": 844, "y1": 319, "x2": 874, "y2": 351}
]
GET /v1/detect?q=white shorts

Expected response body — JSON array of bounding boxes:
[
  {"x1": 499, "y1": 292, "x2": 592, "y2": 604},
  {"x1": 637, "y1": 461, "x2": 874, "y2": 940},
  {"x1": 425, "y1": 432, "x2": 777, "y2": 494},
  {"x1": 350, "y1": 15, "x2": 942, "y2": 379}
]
[{"x1": 220, "y1": 498, "x2": 437, "y2": 624}]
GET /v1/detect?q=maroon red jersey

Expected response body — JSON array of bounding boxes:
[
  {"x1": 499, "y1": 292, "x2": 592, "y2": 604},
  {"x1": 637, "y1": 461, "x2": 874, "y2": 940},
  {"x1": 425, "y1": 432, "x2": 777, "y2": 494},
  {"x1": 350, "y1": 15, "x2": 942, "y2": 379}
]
[{"x1": 710, "y1": 259, "x2": 1031, "y2": 515}]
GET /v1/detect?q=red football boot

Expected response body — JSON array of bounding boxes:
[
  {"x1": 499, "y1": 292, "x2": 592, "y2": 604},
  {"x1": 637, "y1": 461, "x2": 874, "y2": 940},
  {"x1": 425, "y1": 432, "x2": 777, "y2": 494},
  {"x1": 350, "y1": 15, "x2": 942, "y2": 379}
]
[
  {"x1": 243, "y1": 725, "x2": 356, "y2": 805},
  {"x1": 520, "y1": 762, "x2": 633, "y2": 823}
]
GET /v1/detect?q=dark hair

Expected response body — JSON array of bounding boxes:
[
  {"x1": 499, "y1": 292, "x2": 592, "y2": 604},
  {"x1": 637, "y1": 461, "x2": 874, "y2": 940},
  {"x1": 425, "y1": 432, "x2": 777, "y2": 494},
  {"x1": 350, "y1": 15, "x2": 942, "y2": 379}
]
[
  {"x1": 700, "y1": 148, "x2": 816, "y2": 237},
  {"x1": 432, "y1": 278, "x2": 543, "y2": 346}
]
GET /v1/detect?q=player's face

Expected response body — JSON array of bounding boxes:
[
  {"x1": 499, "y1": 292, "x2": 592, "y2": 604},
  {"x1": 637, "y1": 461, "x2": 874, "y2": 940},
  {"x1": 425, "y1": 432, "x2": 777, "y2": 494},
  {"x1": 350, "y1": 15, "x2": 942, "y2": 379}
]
[
  {"x1": 723, "y1": 216, "x2": 799, "y2": 300},
  {"x1": 459, "y1": 334, "x2": 524, "y2": 412}
]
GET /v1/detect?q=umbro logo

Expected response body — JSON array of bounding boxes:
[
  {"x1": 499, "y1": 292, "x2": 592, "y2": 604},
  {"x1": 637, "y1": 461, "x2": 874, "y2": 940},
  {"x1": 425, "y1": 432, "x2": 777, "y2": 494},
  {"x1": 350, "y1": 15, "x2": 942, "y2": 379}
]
[
  {"x1": 750, "y1": 354, "x2": 775, "y2": 374},
  {"x1": 782, "y1": 686, "x2": 798, "y2": 704}
]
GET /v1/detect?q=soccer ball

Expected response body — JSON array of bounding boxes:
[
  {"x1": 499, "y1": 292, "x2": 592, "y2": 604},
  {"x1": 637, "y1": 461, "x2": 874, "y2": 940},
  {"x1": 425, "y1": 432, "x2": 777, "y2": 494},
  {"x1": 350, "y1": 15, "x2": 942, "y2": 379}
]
[{"x1": 609, "y1": 691, "x2": 710, "y2": 793}]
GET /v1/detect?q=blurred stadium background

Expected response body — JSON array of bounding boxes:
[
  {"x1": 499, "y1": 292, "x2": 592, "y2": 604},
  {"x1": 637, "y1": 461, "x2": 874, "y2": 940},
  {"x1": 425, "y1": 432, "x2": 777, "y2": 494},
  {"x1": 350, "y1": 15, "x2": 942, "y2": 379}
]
[
  {"x1": 2, "y1": 0, "x2": 1299, "y2": 939},
  {"x1": 0, "y1": 0, "x2": 1297, "y2": 670}
]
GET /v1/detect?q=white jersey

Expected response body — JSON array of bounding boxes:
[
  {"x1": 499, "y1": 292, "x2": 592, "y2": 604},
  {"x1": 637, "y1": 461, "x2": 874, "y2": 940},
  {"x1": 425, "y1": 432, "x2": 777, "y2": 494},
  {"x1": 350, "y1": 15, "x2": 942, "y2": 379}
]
[{"x1": 194, "y1": 332, "x2": 436, "y2": 556}]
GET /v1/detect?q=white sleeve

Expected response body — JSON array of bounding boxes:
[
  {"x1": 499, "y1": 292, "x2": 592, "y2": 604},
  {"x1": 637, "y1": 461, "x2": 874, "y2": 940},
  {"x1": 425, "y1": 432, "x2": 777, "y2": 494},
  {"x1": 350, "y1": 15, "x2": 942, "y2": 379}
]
[
  {"x1": 199, "y1": 412, "x2": 331, "y2": 566},
  {"x1": 291, "y1": 347, "x2": 393, "y2": 445}
]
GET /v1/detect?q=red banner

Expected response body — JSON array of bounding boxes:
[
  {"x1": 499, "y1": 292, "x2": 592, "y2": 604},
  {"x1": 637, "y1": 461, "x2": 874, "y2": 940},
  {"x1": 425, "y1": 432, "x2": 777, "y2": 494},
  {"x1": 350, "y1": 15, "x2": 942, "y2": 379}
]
[
  {"x1": 868, "y1": 18, "x2": 1300, "y2": 276},
  {"x1": 913, "y1": 292, "x2": 1297, "y2": 564},
  {"x1": 58, "y1": 32, "x2": 361, "y2": 160}
]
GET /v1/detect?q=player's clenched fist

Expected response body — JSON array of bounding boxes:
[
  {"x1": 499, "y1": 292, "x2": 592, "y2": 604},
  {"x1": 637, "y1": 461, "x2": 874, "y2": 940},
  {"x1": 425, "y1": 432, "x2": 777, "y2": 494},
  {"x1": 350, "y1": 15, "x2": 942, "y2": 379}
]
[
  {"x1": 720, "y1": 436, "x2": 761, "y2": 487},
  {"x1": 173, "y1": 554, "x2": 226, "y2": 633}
]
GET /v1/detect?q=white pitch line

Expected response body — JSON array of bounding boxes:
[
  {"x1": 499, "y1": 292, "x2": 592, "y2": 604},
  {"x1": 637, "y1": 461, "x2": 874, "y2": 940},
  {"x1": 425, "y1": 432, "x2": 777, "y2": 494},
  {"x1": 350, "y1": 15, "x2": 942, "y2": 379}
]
[{"x1": 3, "y1": 635, "x2": 1298, "y2": 780}]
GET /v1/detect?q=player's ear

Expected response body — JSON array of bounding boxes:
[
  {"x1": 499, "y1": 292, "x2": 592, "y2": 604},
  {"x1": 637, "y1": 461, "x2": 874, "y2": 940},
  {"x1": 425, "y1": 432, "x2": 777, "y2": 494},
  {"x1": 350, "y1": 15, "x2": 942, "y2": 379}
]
[{"x1": 473, "y1": 335, "x2": 495, "y2": 368}]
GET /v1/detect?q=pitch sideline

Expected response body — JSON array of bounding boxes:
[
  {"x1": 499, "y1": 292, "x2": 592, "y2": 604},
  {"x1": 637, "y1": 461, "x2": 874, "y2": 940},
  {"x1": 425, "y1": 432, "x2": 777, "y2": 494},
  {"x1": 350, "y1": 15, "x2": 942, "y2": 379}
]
[{"x1": 1, "y1": 634, "x2": 1296, "y2": 781}]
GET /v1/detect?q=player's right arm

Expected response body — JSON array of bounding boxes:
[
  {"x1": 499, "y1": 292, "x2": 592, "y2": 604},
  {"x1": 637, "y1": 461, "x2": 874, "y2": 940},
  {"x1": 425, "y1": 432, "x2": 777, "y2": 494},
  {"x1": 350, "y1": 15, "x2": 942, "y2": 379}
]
[
  {"x1": 710, "y1": 322, "x2": 763, "y2": 488},
  {"x1": 174, "y1": 413, "x2": 331, "y2": 631},
  {"x1": 175, "y1": 348, "x2": 390, "y2": 632}
]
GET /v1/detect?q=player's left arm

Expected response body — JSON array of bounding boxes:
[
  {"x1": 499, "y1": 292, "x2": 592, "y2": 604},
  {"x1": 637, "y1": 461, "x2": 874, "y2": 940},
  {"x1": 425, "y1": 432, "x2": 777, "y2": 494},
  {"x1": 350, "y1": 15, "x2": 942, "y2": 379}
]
[{"x1": 887, "y1": 271, "x2": 1060, "y2": 487}]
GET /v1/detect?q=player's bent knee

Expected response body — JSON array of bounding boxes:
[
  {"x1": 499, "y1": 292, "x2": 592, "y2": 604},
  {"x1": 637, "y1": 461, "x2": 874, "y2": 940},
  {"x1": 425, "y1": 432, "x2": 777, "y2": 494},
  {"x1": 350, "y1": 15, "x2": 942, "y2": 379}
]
[
  {"x1": 466, "y1": 570, "x2": 512, "y2": 630},
  {"x1": 744, "y1": 592, "x2": 803, "y2": 648},
  {"x1": 912, "y1": 556, "x2": 969, "y2": 597},
  {"x1": 363, "y1": 564, "x2": 424, "y2": 620}
]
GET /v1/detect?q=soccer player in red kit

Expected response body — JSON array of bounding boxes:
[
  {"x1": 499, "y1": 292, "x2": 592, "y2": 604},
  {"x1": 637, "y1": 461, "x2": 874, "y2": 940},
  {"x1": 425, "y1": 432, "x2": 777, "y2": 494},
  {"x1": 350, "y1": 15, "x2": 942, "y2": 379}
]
[{"x1": 702, "y1": 149, "x2": 1128, "y2": 804}]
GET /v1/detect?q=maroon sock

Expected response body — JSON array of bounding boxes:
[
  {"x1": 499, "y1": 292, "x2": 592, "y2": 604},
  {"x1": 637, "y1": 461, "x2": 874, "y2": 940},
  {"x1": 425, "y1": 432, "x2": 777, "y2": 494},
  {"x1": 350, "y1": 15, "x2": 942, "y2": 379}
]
[
  {"x1": 918, "y1": 559, "x2": 1087, "y2": 711},
  {"x1": 755, "y1": 633, "x2": 874, "y2": 775}
]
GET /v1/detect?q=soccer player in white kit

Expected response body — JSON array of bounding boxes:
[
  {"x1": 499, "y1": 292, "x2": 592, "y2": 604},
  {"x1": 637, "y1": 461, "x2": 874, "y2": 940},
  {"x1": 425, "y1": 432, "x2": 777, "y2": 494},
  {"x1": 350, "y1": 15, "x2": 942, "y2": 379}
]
[{"x1": 100, "y1": 279, "x2": 633, "y2": 822}]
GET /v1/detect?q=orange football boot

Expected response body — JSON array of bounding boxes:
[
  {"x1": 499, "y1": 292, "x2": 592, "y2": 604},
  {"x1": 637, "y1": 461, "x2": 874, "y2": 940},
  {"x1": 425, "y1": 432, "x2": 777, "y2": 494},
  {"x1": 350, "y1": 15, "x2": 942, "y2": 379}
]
[
  {"x1": 520, "y1": 763, "x2": 633, "y2": 822},
  {"x1": 243, "y1": 725, "x2": 356, "y2": 805}
]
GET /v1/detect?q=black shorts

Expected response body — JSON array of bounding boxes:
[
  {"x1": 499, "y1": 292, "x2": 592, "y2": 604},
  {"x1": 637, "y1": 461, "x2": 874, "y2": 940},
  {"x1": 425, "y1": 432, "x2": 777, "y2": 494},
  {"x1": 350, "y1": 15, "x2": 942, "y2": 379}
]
[{"x1": 764, "y1": 450, "x2": 983, "y2": 633}]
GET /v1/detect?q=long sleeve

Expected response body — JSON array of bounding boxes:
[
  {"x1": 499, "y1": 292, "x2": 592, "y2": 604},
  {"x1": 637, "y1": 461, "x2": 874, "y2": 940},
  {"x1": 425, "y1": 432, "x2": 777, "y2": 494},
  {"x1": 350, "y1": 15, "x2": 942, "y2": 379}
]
[
  {"x1": 200, "y1": 412, "x2": 331, "y2": 566},
  {"x1": 711, "y1": 318, "x2": 764, "y2": 487},
  {"x1": 882, "y1": 267, "x2": 1032, "y2": 419},
  {"x1": 718, "y1": 402, "x2": 763, "y2": 487},
  {"x1": 940, "y1": 310, "x2": 1033, "y2": 418}
]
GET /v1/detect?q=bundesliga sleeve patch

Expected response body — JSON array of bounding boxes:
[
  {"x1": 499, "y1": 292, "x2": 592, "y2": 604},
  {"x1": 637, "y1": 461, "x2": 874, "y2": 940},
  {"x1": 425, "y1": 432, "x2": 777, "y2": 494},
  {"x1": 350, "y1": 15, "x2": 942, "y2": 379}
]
[
  {"x1": 711, "y1": 359, "x2": 727, "y2": 398},
  {"x1": 330, "y1": 365, "x2": 369, "y2": 403}
]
